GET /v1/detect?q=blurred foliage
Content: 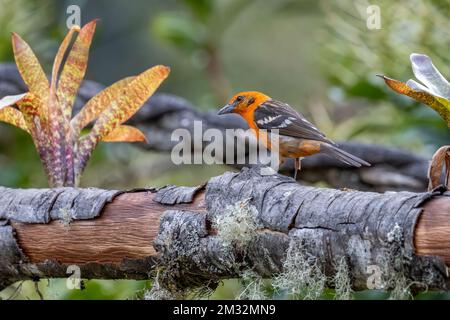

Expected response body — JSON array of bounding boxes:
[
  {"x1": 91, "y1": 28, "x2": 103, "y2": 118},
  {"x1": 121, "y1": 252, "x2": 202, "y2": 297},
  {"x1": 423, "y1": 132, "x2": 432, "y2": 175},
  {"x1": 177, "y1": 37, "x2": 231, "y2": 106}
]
[
  {"x1": 0, "y1": 279, "x2": 151, "y2": 300},
  {"x1": 152, "y1": 0, "x2": 323, "y2": 109},
  {"x1": 1, "y1": 0, "x2": 450, "y2": 300},
  {"x1": 321, "y1": 0, "x2": 450, "y2": 91},
  {"x1": 0, "y1": 0, "x2": 55, "y2": 63},
  {"x1": 151, "y1": 0, "x2": 244, "y2": 103},
  {"x1": 0, "y1": 127, "x2": 48, "y2": 187},
  {"x1": 318, "y1": 0, "x2": 450, "y2": 153}
]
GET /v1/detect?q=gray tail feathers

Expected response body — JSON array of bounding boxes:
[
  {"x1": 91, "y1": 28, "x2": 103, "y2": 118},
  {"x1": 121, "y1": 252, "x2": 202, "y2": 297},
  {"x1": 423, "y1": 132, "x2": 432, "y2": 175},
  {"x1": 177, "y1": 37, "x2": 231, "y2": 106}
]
[{"x1": 320, "y1": 143, "x2": 371, "y2": 167}]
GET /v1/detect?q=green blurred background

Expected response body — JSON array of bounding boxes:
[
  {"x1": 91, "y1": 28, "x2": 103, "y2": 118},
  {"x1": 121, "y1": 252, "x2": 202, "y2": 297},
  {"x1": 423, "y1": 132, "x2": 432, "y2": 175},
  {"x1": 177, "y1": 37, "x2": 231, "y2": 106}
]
[{"x1": 1, "y1": 0, "x2": 450, "y2": 299}]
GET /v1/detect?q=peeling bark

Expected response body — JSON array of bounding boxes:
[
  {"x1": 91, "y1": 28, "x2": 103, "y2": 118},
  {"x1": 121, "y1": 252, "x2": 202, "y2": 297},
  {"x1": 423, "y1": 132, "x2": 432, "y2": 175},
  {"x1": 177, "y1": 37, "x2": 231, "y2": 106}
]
[
  {"x1": 0, "y1": 187, "x2": 122, "y2": 289},
  {"x1": 202, "y1": 168, "x2": 448, "y2": 291},
  {"x1": 0, "y1": 186, "x2": 119, "y2": 222},
  {"x1": 1, "y1": 167, "x2": 448, "y2": 294},
  {"x1": 154, "y1": 184, "x2": 205, "y2": 205}
]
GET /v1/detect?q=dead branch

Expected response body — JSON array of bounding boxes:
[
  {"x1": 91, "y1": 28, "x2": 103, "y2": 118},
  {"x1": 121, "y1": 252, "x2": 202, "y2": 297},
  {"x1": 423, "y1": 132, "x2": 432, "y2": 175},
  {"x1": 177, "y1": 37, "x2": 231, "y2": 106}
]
[{"x1": 0, "y1": 167, "x2": 448, "y2": 295}]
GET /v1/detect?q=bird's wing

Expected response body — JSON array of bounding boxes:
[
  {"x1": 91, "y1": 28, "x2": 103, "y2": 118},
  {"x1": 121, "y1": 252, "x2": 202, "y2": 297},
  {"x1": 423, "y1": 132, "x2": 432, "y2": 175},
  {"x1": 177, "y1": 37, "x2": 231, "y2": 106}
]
[{"x1": 253, "y1": 99, "x2": 334, "y2": 144}]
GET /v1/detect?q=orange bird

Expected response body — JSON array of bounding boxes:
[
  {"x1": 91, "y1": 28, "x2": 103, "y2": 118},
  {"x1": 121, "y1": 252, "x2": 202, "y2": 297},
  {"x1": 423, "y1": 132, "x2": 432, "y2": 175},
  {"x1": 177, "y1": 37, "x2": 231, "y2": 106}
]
[{"x1": 218, "y1": 91, "x2": 370, "y2": 178}]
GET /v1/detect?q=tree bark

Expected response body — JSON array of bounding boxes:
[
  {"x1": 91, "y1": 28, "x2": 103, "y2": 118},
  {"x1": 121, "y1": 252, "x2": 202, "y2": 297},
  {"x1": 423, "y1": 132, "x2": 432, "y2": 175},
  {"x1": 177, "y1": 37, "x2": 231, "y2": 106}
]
[
  {"x1": 0, "y1": 167, "x2": 449, "y2": 294},
  {"x1": 0, "y1": 63, "x2": 430, "y2": 192}
]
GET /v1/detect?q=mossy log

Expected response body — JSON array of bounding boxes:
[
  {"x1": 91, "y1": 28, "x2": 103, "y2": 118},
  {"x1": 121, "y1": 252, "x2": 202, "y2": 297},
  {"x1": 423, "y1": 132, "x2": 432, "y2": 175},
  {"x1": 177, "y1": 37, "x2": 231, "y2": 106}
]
[{"x1": 0, "y1": 167, "x2": 449, "y2": 295}]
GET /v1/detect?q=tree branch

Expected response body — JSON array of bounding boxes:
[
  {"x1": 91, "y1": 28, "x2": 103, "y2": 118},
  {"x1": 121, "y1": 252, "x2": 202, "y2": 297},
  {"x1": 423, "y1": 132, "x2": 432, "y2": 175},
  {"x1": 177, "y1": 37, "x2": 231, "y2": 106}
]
[
  {"x1": 0, "y1": 63, "x2": 430, "y2": 192},
  {"x1": 0, "y1": 168, "x2": 448, "y2": 294}
]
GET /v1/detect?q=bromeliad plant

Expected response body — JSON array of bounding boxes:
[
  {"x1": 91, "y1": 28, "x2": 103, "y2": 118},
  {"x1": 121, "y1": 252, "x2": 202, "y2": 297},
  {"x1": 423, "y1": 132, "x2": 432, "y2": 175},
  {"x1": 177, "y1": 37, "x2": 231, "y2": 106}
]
[
  {"x1": 0, "y1": 20, "x2": 170, "y2": 187},
  {"x1": 379, "y1": 54, "x2": 450, "y2": 190}
]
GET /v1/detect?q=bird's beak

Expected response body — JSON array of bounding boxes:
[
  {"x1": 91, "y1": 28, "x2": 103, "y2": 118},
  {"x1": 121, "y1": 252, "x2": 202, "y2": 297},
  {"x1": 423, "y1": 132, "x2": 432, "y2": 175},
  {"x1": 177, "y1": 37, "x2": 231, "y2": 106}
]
[{"x1": 217, "y1": 102, "x2": 236, "y2": 115}]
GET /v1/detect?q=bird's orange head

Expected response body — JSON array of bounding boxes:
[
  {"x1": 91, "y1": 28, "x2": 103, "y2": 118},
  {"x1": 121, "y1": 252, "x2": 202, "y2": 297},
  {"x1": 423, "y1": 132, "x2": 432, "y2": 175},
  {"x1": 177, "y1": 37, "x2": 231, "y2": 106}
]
[{"x1": 218, "y1": 91, "x2": 271, "y2": 116}]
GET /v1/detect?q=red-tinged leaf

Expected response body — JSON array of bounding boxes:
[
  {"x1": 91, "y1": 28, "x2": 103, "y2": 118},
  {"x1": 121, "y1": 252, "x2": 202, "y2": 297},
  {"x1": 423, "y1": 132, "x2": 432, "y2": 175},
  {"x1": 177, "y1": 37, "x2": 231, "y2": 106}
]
[
  {"x1": 75, "y1": 65, "x2": 170, "y2": 179},
  {"x1": 90, "y1": 65, "x2": 169, "y2": 141},
  {"x1": 50, "y1": 24, "x2": 79, "y2": 185},
  {"x1": 52, "y1": 23, "x2": 92, "y2": 187},
  {"x1": 47, "y1": 94, "x2": 68, "y2": 187},
  {"x1": 101, "y1": 125, "x2": 147, "y2": 142},
  {"x1": 15, "y1": 94, "x2": 60, "y2": 186},
  {"x1": 51, "y1": 25, "x2": 80, "y2": 93},
  {"x1": 16, "y1": 93, "x2": 47, "y2": 141},
  {"x1": 0, "y1": 93, "x2": 29, "y2": 132},
  {"x1": 71, "y1": 76, "x2": 134, "y2": 136},
  {"x1": 428, "y1": 146, "x2": 450, "y2": 191},
  {"x1": 0, "y1": 107, "x2": 29, "y2": 132},
  {"x1": 11, "y1": 33, "x2": 50, "y2": 117},
  {"x1": 58, "y1": 20, "x2": 97, "y2": 123},
  {"x1": 0, "y1": 93, "x2": 55, "y2": 185},
  {"x1": 0, "y1": 93, "x2": 27, "y2": 109},
  {"x1": 379, "y1": 75, "x2": 450, "y2": 125}
]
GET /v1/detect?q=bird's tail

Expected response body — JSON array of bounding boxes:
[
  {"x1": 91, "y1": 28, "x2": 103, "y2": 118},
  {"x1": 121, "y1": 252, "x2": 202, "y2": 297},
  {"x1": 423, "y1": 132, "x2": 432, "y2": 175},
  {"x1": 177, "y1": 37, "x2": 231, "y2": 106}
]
[{"x1": 320, "y1": 143, "x2": 370, "y2": 167}]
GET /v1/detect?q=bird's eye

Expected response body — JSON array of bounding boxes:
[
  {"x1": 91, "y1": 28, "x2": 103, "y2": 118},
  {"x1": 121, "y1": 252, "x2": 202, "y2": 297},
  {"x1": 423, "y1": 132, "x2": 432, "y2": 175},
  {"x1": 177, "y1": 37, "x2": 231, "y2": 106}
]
[{"x1": 235, "y1": 96, "x2": 244, "y2": 103}]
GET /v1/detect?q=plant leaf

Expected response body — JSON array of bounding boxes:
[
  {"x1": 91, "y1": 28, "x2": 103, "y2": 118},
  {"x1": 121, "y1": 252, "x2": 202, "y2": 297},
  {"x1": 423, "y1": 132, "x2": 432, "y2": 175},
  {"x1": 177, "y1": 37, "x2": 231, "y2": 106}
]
[
  {"x1": 71, "y1": 76, "x2": 134, "y2": 136},
  {"x1": 16, "y1": 93, "x2": 47, "y2": 143},
  {"x1": 47, "y1": 95, "x2": 68, "y2": 187},
  {"x1": 11, "y1": 33, "x2": 49, "y2": 114},
  {"x1": 0, "y1": 93, "x2": 58, "y2": 185},
  {"x1": 56, "y1": 21, "x2": 96, "y2": 187},
  {"x1": 15, "y1": 93, "x2": 59, "y2": 186},
  {"x1": 0, "y1": 107, "x2": 29, "y2": 132},
  {"x1": 75, "y1": 65, "x2": 170, "y2": 179},
  {"x1": 101, "y1": 125, "x2": 147, "y2": 142},
  {"x1": 57, "y1": 20, "x2": 97, "y2": 123},
  {"x1": 51, "y1": 25, "x2": 80, "y2": 94},
  {"x1": 428, "y1": 146, "x2": 450, "y2": 191},
  {"x1": 379, "y1": 75, "x2": 450, "y2": 125},
  {"x1": 410, "y1": 53, "x2": 450, "y2": 100},
  {"x1": 0, "y1": 93, "x2": 27, "y2": 109},
  {"x1": 92, "y1": 65, "x2": 170, "y2": 140},
  {"x1": 406, "y1": 79, "x2": 432, "y2": 94},
  {"x1": 0, "y1": 94, "x2": 29, "y2": 132}
]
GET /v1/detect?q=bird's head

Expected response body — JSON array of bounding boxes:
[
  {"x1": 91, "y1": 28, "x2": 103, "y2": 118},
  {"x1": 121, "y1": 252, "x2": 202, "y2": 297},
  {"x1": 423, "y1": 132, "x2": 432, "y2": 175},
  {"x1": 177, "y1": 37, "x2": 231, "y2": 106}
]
[{"x1": 218, "y1": 91, "x2": 271, "y2": 115}]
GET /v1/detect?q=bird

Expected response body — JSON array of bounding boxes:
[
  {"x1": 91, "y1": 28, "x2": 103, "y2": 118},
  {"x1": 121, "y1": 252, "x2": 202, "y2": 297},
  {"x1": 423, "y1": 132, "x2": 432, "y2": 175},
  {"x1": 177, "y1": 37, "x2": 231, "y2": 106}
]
[{"x1": 217, "y1": 91, "x2": 370, "y2": 179}]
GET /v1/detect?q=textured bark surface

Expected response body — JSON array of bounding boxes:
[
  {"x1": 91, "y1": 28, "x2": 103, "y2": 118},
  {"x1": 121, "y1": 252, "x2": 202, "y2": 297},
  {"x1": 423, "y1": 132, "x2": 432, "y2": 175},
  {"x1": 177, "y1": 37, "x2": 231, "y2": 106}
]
[
  {"x1": 2, "y1": 167, "x2": 448, "y2": 294},
  {"x1": 0, "y1": 186, "x2": 119, "y2": 222},
  {"x1": 415, "y1": 197, "x2": 450, "y2": 261},
  {"x1": 161, "y1": 167, "x2": 448, "y2": 291},
  {"x1": 0, "y1": 63, "x2": 430, "y2": 192},
  {"x1": 0, "y1": 187, "x2": 120, "y2": 289}
]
